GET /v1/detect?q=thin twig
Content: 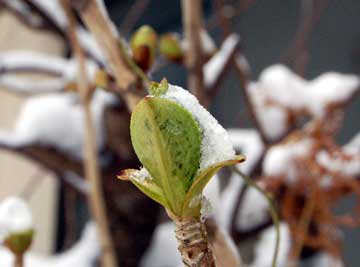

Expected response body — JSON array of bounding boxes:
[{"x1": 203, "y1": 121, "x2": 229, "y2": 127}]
[
  {"x1": 73, "y1": 0, "x2": 148, "y2": 111},
  {"x1": 181, "y1": 0, "x2": 207, "y2": 106},
  {"x1": 60, "y1": 1, "x2": 117, "y2": 266},
  {"x1": 119, "y1": 0, "x2": 150, "y2": 37}
]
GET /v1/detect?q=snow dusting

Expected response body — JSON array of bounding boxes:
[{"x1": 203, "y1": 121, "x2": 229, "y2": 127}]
[
  {"x1": 251, "y1": 223, "x2": 291, "y2": 267},
  {"x1": 0, "y1": 197, "x2": 32, "y2": 243},
  {"x1": 248, "y1": 64, "x2": 360, "y2": 140},
  {"x1": 163, "y1": 84, "x2": 235, "y2": 170},
  {"x1": 204, "y1": 34, "x2": 239, "y2": 88},
  {"x1": 12, "y1": 89, "x2": 116, "y2": 159}
]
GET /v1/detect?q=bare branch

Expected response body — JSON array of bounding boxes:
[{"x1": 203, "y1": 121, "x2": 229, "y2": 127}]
[
  {"x1": 119, "y1": 0, "x2": 150, "y2": 37},
  {"x1": 182, "y1": 0, "x2": 207, "y2": 106},
  {"x1": 282, "y1": 0, "x2": 330, "y2": 76},
  {"x1": 61, "y1": 0, "x2": 118, "y2": 266}
]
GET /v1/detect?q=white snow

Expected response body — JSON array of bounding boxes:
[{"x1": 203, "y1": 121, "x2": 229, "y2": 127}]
[
  {"x1": 140, "y1": 222, "x2": 181, "y2": 267},
  {"x1": 0, "y1": 51, "x2": 100, "y2": 93},
  {"x1": 0, "y1": 75, "x2": 66, "y2": 93},
  {"x1": 248, "y1": 64, "x2": 360, "y2": 140},
  {"x1": 220, "y1": 129, "x2": 266, "y2": 230},
  {"x1": 11, "y1": 89, "x2": 116, "y2": 160},
  {"x1": 263, "y1": 138, "x2": 314, "y2": 182},
  {"x1": 0, "y1": 51, "x2": 67, "y2": 74},
  {"x1": 181, "y1": 29, "x2": 216, "y2": 56},
  {"x1": 0, "y1": 222, "x2": 99, "y2": 267},
  {"x1": 235, "y1": 187, "x2": 270, "y2": 231},
  {"x1": 251, "y1": 223, "x2": 291, "y2": 267},
  {"x1": 204, "y1": 34, "x2": 239, "y2": 88},
  {"x1": 0, "y1": 197, "x2": 33, "y2": 243},
  {"x1": 163, "y1": 84, "x2": 235, "y2": 170},
  {"x1": 31, "y1": 0, "x2": 67, "y2": 28},
  {"x1": 309, "y1": 252, "x2": 344, "y2": 267}
]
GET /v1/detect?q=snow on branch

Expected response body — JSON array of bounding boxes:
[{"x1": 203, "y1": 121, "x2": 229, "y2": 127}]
[
  {"x1": 247, "y1": 64, "x2": 360, "y2": 141},
  {"x1": 204, "y1": 33, "x2": 240, "y2": 92},
  {"x1": 0, "y1": 51, "x2": 100, "y2": 93}
]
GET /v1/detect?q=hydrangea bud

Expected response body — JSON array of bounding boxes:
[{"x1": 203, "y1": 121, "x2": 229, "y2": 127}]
[
  {"x1": 118, "y1": 80, "x2": 244, "y2": 219},
  {"x1": 130, "y1": 25, "x2": 158, "y2": 72},
  {"x1": 0, "y1": 197, "x2": 34, "y2": 255},
  {"x1": 159, "y1": 33, "x2": 183, "y2": 63}
]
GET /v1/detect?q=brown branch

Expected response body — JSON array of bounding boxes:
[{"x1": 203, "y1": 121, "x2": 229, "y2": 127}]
[
  {"x1": 60, "y1": 1, "x2": 117, "y2": 266},
  {"x1": 119, "y1": 0, "x2": 150, "y2": 37},
  {"x1": 282, "y1": 0, "x2": 329, "y2": 76},
  {"x1": 182, "y1": 0, "x2": 208, "y2": 106},
  {"x1": 73, "y1": 0, "x2": 146, "y2": 111}
]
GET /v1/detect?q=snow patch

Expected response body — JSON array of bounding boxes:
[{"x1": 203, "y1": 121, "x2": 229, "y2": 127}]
[
  {"x1": 0, "y1": 197, "x2": 32, "y2": 243},
  {"x1": 163, "y1": 84, "x2": 235, "y2": 170}
]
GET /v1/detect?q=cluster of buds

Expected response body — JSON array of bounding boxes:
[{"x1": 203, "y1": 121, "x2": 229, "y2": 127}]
[{"x1": 130, "y1": 26, "x2": 184, "y2": 72}]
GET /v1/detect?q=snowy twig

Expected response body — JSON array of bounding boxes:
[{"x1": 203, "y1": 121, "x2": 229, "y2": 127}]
[
  {"x1": 181, "y1": 0, "x2": 207, "y2": 106},
  {"x1": 205, "y1": 34, "x2": 240, "y2": 97},
  {"x1": 61, "y1": 0, "x2": 117, "y2": 266}
]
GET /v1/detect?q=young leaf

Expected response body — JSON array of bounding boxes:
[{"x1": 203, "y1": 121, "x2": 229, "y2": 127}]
[
  {"x1": 181, "y1": 155, "x2": 245, "y2": 218},
  {"x1": 130, "y1": 97, "x2": 202, "y2": 215},
  {"x1": 118, "y1": 169, "x2": 169, "y2": 209}
]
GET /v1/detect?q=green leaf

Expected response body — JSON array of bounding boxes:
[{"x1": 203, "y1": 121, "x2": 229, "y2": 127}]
[
  {"x1": 130, "y1": 97, "x2": 202, "y2": 215},
  {"x1": 118, "y1": 169, "x2": 169, "y2": 209},
  {"x1": 181, "y1": 155, "x2": 246, "y2": 218}
]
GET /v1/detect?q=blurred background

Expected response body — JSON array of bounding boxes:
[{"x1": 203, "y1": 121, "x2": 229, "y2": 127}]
[{"x1": 0, "y1": 0, "x2": 359, "y2": 266}]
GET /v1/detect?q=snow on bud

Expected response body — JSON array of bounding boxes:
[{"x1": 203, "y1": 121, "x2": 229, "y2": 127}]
[
  {"x1": 0, "y1": 197, "x2": 34, "y2": 254},
  {"x1": 119, "y1": 81, "x2": 245, "y2": 219},
  {"x1": 130, "y1": 25, "x2": 158, "y2": 72}
]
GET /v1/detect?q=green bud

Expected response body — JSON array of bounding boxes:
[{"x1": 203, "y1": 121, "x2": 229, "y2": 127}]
[
  {"x1": 159, "y1": 33, "x2": 183, "y2": 63},
  {"x1": 150, "y1": 78, "x2": 169, "y2": 96},
  {"x1": 4, "y1": 229, "x2": 34, "y2": 255},
  {"x1": 119, "y1": 84, "x2": 245, "y2": 219},
  {"x1": 130, "y1": 25, "x2": 158, "y2": 71}
]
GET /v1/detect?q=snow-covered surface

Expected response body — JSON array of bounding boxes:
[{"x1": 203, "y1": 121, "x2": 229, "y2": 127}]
[
  {"x1": 309, "y1": 252, "x2": 344, "y2": 267},
  {"x1": 0, "y1": 51, "x2": 67, "y2": 74},
  {"x1": 163, "y1": 84, "x2": 235, "y2": 170},
  {"x1": 0, "y1": 222, "x2": 99, "y2": 267},
  {"x1": 204, "y1": 34, "x2": 239, "y2": 88},
  {"x1": 219, "y1": 129, "x2": 266, "y2": 230},
  {"x1": 316, "y1": 150, "x2": 360, "y2": 177},
  {"x1": 4, "y1": 89, "x2": 116, "y2": 159},
  {"x1": 248, "y1": 64, "x2": 360, "y2": 140},
  {"x1": 200, "y1": 30, "x2": 216, "y2": 55},
  {"x1": 0, "y1": 197, "x2": 33, "y2": 243},
  {"x1": 0, "y1": 51, "x2": 100, "y2": 93},
  {"x1": 251, "y1": 223, "x2": 291, "y2": 267},
  {"x1": 263, "y1": 138, "x2": 313, "y2": 182},
  {"x1": 140, "y1": 222, "x2": 181, "y2": 267},
  {"x1": 31, "y1": 0, "x2": 67, "y2": 28}
]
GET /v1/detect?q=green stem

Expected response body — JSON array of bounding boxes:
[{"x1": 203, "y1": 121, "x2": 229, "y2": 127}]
[{"x1": 232, "y1": 167, "x2": 280, "y2": 267}]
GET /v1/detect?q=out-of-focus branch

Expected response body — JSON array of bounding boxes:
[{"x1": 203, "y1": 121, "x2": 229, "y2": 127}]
[
  {"x1": 182, "y1": 0, "x2": 207, "y2": 106},
  {"x1": 119, "y1": 0, "x2": 150, "y2": 37},
  {"x1": 282, "y1": 0, "x2": 329, "y2": 76},
  {"x1": 61, "y1": 1, "x2": 117, "y2": 266},
  {"x1": 73, "y1": 0, "x2": 146, "y2": 111}
]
